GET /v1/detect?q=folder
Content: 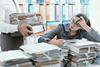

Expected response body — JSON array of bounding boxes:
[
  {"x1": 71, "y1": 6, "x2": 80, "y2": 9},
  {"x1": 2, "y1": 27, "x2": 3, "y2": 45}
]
[
  {"x1": 64, "y1": 39, "x2": 97, "y2": 54},
  {"x1": 0, "y1": 50, "x2": 31, "y2": 63},
  {"x1": 20, "y1": 43, "x2": 61, "y2": 54}
]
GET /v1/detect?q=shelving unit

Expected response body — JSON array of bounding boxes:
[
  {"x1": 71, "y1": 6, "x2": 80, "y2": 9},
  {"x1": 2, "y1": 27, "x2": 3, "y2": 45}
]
[{"x1": 16, "y1": 0, "x2": 90, "y2": 30}]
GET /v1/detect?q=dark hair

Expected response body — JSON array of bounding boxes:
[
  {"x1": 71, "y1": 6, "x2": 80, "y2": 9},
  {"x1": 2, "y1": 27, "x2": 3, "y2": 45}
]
[
  {"x1": 69, "y1": 14, "x2": 91, "y2": 38},
  {"x1": 75, "y1": 13, "x2": 91, "y2": 27}
]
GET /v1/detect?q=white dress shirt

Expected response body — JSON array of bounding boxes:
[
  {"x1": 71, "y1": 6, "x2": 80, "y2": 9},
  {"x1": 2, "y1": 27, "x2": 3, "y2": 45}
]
[{"x1": 0, "y1": 0, "x2": 20, "y2": 33}]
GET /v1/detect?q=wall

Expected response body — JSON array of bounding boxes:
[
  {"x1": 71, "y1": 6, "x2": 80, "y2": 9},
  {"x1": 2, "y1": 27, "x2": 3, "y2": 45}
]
[{"x1": 89, "y1": 0, "x2": 100, "y2": 33}]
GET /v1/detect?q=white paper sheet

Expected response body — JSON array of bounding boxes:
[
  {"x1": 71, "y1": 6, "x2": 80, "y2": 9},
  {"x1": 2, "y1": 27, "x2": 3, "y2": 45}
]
[
  {"x1": 0, "y1": 50, "x2": 30, "y2": 62},
  {"x1": 20, "y1": 42, "x2": 61, "y2": 54}
]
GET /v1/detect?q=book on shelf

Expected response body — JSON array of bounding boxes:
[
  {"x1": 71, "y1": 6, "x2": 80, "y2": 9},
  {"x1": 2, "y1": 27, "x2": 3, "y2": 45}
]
[
  {"x1": 28, "y1": 4, "x2": 33, "y2": 13},
  {"x1": 50, "y1": 0, "x2": 56, "y2": 4},
  {"x1": 39, "y1": 5, "x2": 45, "y2": 20},
  {"x1": 50, "y1": 0, "x2": 60, "y2": 4},
  {"x1": 62, "y1": 0, "x2": 67, "y2": 4},
  {"x1": 33, "y1": 4, "x2": 40, "y2": 13},
  {"x1": 28, "y1": 4, "x2": 40, "y2": 13},
  {"x1": 28, "y1": 0, "x2": 33, "y2": 4},
  {"x1": 55, "y1": 5, "x2": 60, "y2": 21},
  {"x1": 19, "y1": 4, "x2": 24, "y2": 13},
  {"x1": 82, "y1": 5, "x2": 89, "y2": 17},
  {"x1": 55, "y1": 0, "x2": 60, "y2": 4},
  {"x1": 46, "y1": 0, "x2": 50, "y2": 4},
  {"x1": 23, "y1": 4, "x2": 28, "y2": 13},
  {"x1": 66, "y1": 0, "x2": 76, "y2": 5},
  {"x1": 62, "y1": 4, "x2": 69, "y2": 21},
  {"x1": 46, "y1": 5, "x2": 50, "y2": 20},
  {"x1": 80, "y1": 0, "x2": 89, "y2": 5},
  {"x1": 37, "y1": 0, "x2": 44, "y2": 4},
  {"x1": 68, "y1": 5, "x2": 74, "y2": 19},
  {"x1": 73, "y1": 4, "x2": 82, "y2": 15},
  {"x1": 17, "y1": 0, "x2": 25, "y2": 4},
  {"x1": 49, "y1": 5, "x2": 56, "y2": 21}
]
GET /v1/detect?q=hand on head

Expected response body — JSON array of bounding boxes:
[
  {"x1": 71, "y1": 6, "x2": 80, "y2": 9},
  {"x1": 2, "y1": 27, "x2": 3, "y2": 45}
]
[{"x1": 70, "y1": 15, "x2": 91, "y2": 32}]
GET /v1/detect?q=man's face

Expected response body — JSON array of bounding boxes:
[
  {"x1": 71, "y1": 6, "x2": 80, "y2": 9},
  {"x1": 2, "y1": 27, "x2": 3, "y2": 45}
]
[{"x1": 69, "y1": 16, "x2": 82, "y2": 31}]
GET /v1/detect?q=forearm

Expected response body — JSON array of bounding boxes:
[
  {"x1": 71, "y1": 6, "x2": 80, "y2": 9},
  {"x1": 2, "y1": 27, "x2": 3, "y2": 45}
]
[
  {"x1": 83, "y1": 25, "x2": 92, "y2": 32},
  {"x1": 48, "y1": 39, "x2": 64, "y2": 46},
  {"x1": 87, "y1": 28, "x2": 100, "y2": 42}
]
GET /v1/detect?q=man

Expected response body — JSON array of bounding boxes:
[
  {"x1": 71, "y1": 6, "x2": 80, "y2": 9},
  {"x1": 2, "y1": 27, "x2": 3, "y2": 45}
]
[
  {"x1": 38, "y1": 13, "x2": 100, "y2": 46},
  {"x1": 0, "y1": 0, "x2": 33, "y2": 51}
]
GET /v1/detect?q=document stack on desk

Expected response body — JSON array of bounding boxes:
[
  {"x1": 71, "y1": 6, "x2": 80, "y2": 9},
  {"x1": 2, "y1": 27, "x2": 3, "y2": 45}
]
[
  {"x1": 60, "y1": 42, "x2": 69, "y2": 65},
  {"x1": 61, "y1": 43, "x2": 69, "y2": 57},
  {"x1": 0, "y1": 50, "x2": 33, "y2": 67},
  {"x1": 94, "y1": 42, "x2": 100, "y2": 64},
  {"x1": 0, "y1": 43, "x2": 63, "y2": 67},
  {"x1": 20, "y1": 42, "x2": 63, "y2": 67},
  {"x1": 64, "y1": 39, "x2": 97, "y2": 67}
]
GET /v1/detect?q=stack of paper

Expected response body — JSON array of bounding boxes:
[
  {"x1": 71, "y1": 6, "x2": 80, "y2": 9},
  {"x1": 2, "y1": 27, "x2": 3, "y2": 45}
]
[
  {"x1": 32, "y1": 49, "x2": 62, "y2": 62},
  {"x1": 20, "y1": 43, "x2": 61, "y2": 54},
  {"x1": 70, "y1": 60, "x2": 91, "y2": 67},
  {"x1": 64, "y1": 39, "x2": 97, "y2": 67},
  {"x1": 94, "y1": 42, "x2": 100, "y2": 64},
  {"x1": 60, "y1": 43, "x2": 69, "y2": 57},
  {"x1": 20, "y1": 43, "x2": 63, "y2": 62},
  {"x1": 0, "y1": 50, "x2": 31, "y2": 63},
  {"x1": 69, "y1": 51, "x2": 96, "y2": 62},
  {"x1": 64, "y1": 39, "x2": 97, "y2": 54},
  {"x1": 0, "y1": 50, "x2": 32, "y2": 67}
]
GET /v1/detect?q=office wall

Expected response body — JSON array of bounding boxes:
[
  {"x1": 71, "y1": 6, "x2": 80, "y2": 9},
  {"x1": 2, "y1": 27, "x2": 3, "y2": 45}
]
[{"x1": 89, "y1": 0, "x2": 100, "y2": 33}]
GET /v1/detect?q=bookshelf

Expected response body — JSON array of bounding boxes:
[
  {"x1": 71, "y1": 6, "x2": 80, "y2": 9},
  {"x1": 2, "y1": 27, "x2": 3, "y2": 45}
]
[{"x1": 16, "y1": 0, "x2": 90, "y2": 30}]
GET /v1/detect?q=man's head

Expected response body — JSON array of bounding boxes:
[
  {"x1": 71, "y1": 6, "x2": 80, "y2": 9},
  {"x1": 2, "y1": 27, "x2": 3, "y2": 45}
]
[{"x1": 69, "y1": 13, "x2": 91, "y2": 31}]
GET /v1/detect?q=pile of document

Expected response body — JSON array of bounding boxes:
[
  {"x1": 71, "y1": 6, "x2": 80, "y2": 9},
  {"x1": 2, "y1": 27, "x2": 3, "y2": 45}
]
[
  {"x1": 20, "y1": 43, "x2": 63, "y2": 67},
  {"x1": 64, "y1": 39, "x2": 97, "y2": 67},
  {"x1": 0, "y1": 50, "x2": 33, "y2": 67},
  {"x1": 61, "y1": 43, "x2": 69, "y2": 57},
  {"x1": 94, "y1": 42, "x2": 100, "y2": 64},
  {"x1": 60, "y1": 42, "x2": 69, "y2": 66},
  {"x1": 0, "y1": 43, "x2": 63, "y2": 67}
]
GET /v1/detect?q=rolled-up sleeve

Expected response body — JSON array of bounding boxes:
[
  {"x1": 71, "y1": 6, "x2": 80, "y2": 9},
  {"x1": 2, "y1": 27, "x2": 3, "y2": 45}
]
[
  {"x1": 83, "y1": 28, "x2": 100, "y2": 42},
  {"x1": 38, "y1": 24, "x2": 62, "y2": 43},
  {"x1": 0, "y1": 7, "x2": 18, "y2": 33}
]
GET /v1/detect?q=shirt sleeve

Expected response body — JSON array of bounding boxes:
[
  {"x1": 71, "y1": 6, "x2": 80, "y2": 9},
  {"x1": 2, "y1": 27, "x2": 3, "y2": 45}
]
[
  {"x1": 38, "y1": 24, "x2": 62, "y2": 43},
  {"x1": 0, "y1": 7, "x2": 18, "y2": 33},
  {"x1": 83, "y1": 28, "x2": 100, "y2": 42}
]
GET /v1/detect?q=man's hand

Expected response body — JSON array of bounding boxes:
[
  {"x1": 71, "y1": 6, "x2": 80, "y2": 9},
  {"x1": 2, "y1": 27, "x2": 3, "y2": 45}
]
[
  {"x1": 48, "y1": 39, "x2": 64, "y2": 46},
  {"x1": 18, "y1": 23, "x2": 33, "y2": 36},
  {"x1": 78, "y1": 16, "x2": 91, "y2": 32}
]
